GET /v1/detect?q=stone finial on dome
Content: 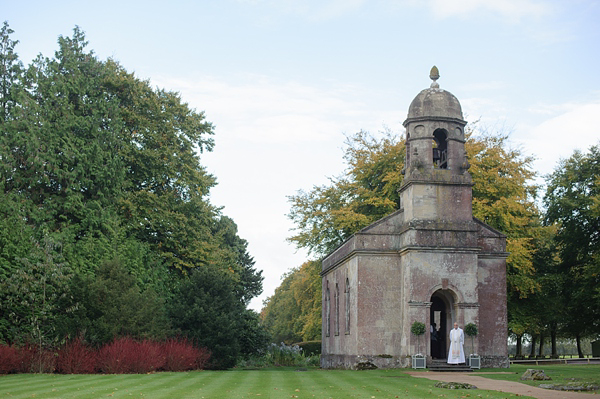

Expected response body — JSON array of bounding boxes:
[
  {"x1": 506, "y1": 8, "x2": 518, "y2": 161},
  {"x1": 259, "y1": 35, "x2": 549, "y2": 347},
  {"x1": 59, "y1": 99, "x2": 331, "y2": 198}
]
[{"x1": 429, "y1": 65, "x2": 440, "y2": 88}]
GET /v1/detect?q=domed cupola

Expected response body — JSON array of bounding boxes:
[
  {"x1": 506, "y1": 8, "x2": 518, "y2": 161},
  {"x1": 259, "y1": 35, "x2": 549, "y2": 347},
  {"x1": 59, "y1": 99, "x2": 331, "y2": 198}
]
[
  {"x1": 402, "y1": 66, "x2": 470, "y2": 181},
  {"x1": 406, "y1": 66, "x2": 464, "y2": 122}
]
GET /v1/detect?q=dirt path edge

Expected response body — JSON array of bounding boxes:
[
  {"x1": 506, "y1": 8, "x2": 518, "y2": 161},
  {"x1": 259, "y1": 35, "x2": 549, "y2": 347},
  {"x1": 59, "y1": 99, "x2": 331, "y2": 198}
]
[{"x1": 405, "y1": 371, "x2": 592, "y2": 399}]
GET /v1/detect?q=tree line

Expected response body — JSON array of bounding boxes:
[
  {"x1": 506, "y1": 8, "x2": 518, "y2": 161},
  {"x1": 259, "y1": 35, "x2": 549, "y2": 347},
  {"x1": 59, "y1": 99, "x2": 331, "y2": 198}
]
[
  {"x1": 0, "y1": 23, "x2": 269, "y2": 369},
  {"x1": 262, "y1": 127, "x2": 600, "y2": 357}
]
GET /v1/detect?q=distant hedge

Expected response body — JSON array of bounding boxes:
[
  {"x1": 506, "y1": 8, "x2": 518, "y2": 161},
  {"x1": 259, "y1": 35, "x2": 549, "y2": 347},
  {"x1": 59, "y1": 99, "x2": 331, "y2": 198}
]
[{"x1": 294, "y1": 341, "x2": 321, "y2": 356}]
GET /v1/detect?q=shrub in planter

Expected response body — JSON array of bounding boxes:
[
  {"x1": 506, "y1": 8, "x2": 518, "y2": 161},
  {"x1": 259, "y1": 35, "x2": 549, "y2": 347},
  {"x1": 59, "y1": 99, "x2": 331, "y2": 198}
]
[
  {"x1": 56, "y1": 338, "x2": 97, "y2": 374},
  {"x1": 464, "y1": 323, "x2": 478, "y2": 355},
  {"x1": 411, "y1": 321, "x2": 426, "y2": 355}
]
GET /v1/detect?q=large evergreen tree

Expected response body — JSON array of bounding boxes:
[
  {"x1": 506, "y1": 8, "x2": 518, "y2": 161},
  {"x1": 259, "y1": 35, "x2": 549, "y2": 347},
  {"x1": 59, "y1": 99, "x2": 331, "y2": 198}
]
[
  {"x1": 0, "y1": 21, "x2": 23, "y2": 123},
  {"x1": 168, "y1": 265, "x2": 245, "y2": 369},
  {"x1": 0, "y1": 24, "x2": 266, "y2": 366}
]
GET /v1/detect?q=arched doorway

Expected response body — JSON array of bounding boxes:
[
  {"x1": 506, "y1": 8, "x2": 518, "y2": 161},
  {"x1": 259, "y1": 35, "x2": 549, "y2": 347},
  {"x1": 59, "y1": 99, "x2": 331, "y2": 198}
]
[{"x1": 430, "y1": 290, "x2": 455, "y2": 359}]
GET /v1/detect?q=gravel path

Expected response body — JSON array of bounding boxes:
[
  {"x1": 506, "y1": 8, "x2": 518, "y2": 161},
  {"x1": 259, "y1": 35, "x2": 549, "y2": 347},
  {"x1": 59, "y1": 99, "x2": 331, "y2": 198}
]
[{"x1": 406, "y1": 372, "x2": 593, "y2": 399}]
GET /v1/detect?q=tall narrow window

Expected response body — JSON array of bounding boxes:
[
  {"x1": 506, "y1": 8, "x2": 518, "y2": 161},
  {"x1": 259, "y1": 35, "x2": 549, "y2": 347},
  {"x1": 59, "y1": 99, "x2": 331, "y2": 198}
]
[
  {"x1": 345, "y1": 278, "x2": 350, "y2": 334},
  {"x1": 325, "y1": 283, "x2": 330, "y2": 337},
  {"x1": 405, "y1": 132, "x2": 411, "y2": 166},
  {"x1": 335, "y1": 283, "x2": 340, "y2": 336}
]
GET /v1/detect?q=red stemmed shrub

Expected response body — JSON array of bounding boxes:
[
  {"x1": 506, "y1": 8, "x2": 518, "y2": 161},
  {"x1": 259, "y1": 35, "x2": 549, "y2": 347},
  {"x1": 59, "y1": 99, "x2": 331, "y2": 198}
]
[
  {"x1": 2, "y1": 337, "x2": 211, "y2": 375},
  {"x1": 96, "y1": 337, "x2": 163, "y2": 374},
  {"x1": 14, "y1": 345, "x2": 55, "y2": 374},
  {"x1": 0, "y1": 344, "x2": 20, "y2": 374},
  {"x1": 129, "y1": 339, "x2": 163, "y2": 373},
  {"x1": 56, "y1": 338, "x2": 97, "y2": 374},
  {"x1": 160, "y1": 338, "x2": 211, "y2": 371}
]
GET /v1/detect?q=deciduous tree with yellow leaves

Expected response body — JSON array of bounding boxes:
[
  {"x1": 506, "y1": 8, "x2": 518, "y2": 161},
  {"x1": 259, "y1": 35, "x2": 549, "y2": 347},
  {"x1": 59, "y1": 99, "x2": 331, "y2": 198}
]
[{"x1": 274, "y1": 125, "x2": 543, "y2": 343}]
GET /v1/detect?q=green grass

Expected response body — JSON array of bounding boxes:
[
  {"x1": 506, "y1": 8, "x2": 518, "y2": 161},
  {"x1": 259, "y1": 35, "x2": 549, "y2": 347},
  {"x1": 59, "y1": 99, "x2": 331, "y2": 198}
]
[
  {"x1": 473, "y1": 363, "x2": 600, "y2": 390},
  {"x1": 0, "y1": 365, "x2": 598, "y2": 399}
]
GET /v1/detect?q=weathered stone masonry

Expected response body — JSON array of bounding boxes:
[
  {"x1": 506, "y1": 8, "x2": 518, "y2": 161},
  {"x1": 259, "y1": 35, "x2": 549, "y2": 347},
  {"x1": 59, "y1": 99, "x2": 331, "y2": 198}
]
[{"x1": 321, "y1": 67, "x2": 509, "y2": 369}]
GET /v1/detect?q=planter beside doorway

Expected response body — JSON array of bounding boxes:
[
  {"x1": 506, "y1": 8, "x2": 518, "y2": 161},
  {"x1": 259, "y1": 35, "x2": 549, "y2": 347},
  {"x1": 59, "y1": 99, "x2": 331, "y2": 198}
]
[
  {"x1": 412, "y1": 354, "x2": 426, "y2": 369},
  {"x1": 467, "y1": 354, "x2": 480, "y2": 369}
]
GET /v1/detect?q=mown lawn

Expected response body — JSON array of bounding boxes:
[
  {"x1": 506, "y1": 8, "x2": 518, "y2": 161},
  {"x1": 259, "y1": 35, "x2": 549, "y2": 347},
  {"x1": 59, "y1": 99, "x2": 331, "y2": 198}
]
[
  {"x1": 475, "y1": 363, "x2": 600, "y2": 390},
  {"x1": 0, "y1": 365, "x2": 598, "y2": 399}
]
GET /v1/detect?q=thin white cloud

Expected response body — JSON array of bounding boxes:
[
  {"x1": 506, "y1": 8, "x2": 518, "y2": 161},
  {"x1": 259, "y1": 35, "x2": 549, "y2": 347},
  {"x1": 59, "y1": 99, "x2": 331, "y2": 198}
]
[
  {"x1": 461, "y1": 96, "x2": 509, "y2": 122},
  {"x1": 427, "y1": 0, "x2": 552, "y2": 21},
  {"x1": 461, "y1": 81, "x2": 509, "y2": 92},
  {"x1": 519, "y1": 102, "x2": 600, "y2": 178},
  {"x1": 242, "y1": 0, "x2": 553, "y2": 21},
  {"x1": 312, "y1": 0, "x2": 367, "y2": 20},
  {"x1": 235, "y1": 0, "x2": 367, "y2": 20},
  {"x1": 153, "y1": 74, "x2": 383, "y2": 144}
]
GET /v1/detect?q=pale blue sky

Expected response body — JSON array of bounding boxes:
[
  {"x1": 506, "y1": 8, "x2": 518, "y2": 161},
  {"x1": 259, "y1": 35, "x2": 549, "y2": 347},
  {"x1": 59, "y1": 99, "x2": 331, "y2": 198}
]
[{"x1": 4, "y1": 0, "x2": 600, "y2": 310}]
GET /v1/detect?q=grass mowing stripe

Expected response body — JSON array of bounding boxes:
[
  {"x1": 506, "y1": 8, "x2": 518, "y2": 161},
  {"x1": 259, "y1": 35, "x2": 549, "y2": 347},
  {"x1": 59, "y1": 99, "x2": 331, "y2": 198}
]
[
  {"x1": 83, "y1": 371, "x2": 205, "y2": 398},
  {"x1": 173, "y1": 370, "x2": 240, "y2": 399},
  {"x1": 219, "y1": 369, "x2": 315, "y2": 398},
  {"x1": 202, "y1": 372, "x2": 241, "y2": 399},
  {"x1": 310, "y1": 369, "x2": 426, "y2": 398},
  {"x1": 16, "y1": 374, "x2": 132, "y2": 397},
  {"x1": 247, "y1": 369, "x2": 271, "y2": 398},
  {"x1": 135, "y1": 371, "x2": 211, "y2": 398},
  {"x1": 294, "y1": 369, "x2": 332, "y2": 397},
  {"x1": 292, "y1": 370, "x2": 329, "y2": 398},
  {"x1": 314, "y1": 369, "x2": 366, "y2": 397},
  {"x1": 0, "y1": 374, "x2": 110, "y2": 396},
  {"x1": 270, "y1": 368, "x2": 300, "y2": 396},
  {"x1": 0, "y1": 372, "x2": 198, "y2": 399},
  {"x1": 275, "y1": 368, "x2": 305, "y2": 397},
  {"x1": 234, "y1": 369, "x2": 272, "y2": 398},
  {"x1": 1, "y1": 373, "x2": 137, "y2": 398},
  {"x1": 106, "y1": 372, "x2": 195, "y2": 398}
]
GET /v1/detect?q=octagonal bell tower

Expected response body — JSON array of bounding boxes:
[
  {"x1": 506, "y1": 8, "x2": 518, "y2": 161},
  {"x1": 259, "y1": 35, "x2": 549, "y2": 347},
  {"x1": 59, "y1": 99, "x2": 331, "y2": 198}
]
[{"x1": 400, "y1": 66, "x2": 473, "y2": 223}]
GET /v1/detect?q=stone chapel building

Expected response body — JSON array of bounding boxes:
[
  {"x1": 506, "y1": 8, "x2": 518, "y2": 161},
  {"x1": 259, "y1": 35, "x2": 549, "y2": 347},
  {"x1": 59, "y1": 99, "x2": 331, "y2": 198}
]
[{"x1": 320, "y1": 67, "x2": 509, "y2": 369}]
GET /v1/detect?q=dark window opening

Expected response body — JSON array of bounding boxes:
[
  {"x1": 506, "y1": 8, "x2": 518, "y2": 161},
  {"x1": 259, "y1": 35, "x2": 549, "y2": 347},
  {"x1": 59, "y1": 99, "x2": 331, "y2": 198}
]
[
  {"x1": 432, "y1": 129, "x2": 448, "y2": 169},
  {"x1": 325, "y1": 283, "x2": 330, "y2": 337},
  {"x1": 345, "y1": 278, "x2": 350, "y2": 334},
  {"x1": 334, "y1": 283, "x2": 340, "y2": 336}
]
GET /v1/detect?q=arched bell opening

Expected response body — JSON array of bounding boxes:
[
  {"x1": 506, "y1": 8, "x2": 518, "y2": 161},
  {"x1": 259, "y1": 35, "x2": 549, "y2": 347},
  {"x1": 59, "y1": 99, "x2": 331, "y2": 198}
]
[{"x1": 432, "y1": 129, "x2": 448, "y2": 169}]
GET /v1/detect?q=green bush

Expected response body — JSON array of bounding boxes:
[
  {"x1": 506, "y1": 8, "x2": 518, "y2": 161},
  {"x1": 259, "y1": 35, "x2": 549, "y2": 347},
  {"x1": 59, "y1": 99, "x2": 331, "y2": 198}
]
[
  {"x1": 464, "y1": 323, "x2": 478, "y2": 336},
  {"x1": 268, "y1": 343, "x2": 304, "y2": 366},
  {"x1": 237, "y1": 342, "x2": 319, "y2": 368},
  {"x1": 411, "y1": 321, "x2": 425, "y2": 336},
  {"x1": 294, "y1": 341, "x2": 321, "y2": 356}
]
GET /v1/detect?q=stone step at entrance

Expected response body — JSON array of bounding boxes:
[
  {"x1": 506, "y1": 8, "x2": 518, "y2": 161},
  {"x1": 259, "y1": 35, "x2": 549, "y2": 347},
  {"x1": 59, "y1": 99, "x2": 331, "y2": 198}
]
[{"x1": 428, "y1": 360, "x2": 473, "y2": 372}]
